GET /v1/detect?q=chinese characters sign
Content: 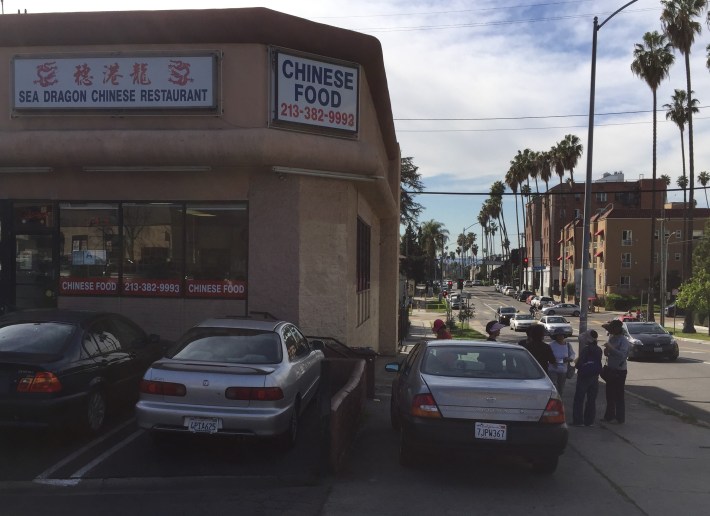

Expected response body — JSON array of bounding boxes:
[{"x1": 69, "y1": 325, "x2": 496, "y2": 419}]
[
  {"x1": 273, "y1": 50, "x2": 359, "y2": 133},
  {"x1": 13, "y1": 54, "x2": 217, "y2": 111}
]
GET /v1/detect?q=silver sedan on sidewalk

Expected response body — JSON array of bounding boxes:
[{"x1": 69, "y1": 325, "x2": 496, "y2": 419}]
[
  {"x1": 386, "y1": 340, "x2": 568, "y2": 473},
  {"x1": 136, "y1": 317, "x2": 324, "y2": 449}
]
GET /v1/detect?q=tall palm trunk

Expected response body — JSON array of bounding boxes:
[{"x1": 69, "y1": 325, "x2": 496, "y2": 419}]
[
  {"x1": 513, "y1": 191, "x2": 522, "y2": 292},
  {"x1": 683, "y1": 51, "x2": 696, "y2": 333}
]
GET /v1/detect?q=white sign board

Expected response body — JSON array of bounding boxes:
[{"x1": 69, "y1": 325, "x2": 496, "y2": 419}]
[
  {"x1": 273, "y1": 50, "x2": 359, "y2": 133},
  {"x1": 13, "y1": 54, "x2": 217, "y2": 111}
]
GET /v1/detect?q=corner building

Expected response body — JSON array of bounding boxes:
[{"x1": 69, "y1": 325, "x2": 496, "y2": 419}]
[{"x1": 0, "y1": 9, "x2": 401, "y2": 354}]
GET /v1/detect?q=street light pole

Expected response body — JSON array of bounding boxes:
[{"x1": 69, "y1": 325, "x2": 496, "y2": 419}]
[{"x1": 579, "y1": 0, "x2": 638, "y2": 335}]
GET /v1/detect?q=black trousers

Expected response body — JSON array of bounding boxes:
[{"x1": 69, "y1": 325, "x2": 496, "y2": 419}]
[{"x1": 603, "y1": 368, "x2": 627, "y2": 423}]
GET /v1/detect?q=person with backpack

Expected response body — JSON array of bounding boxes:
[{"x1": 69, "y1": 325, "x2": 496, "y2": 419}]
[{"x1": 572, "y1": 329, "x2": 602, "y2": 427}]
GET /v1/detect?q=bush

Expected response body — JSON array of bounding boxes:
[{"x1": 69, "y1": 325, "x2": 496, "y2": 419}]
[{"x1": 604, "y1": 293, "x2": 639, "y2": 311}]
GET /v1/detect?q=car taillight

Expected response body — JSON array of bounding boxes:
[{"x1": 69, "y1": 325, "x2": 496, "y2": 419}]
[
  {"x1": 140, "y1": 379, "x2": 187, "y2": 397},
  {"x1": 410, "y1": 393, "x2": 441, "y2": 419},
  {"x1": 225, "y1": 387, "x2": 284, "y2": 401},
  {"x1": 16, "y1": 372, "x2": 62, "y2": 393},
  {"x1": 540, "y1": 397, "x2": 566, "y2": 424}
]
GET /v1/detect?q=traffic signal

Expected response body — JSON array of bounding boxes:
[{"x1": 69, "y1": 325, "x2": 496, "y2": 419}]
[
  {"x1": 523, "y1": 257, "x2": 529, "y2": 266},
  {"x1": 457, "y1": 279, "x2": 464, "y2": 290},
  {"x1": 447, "y1": 280, "x2": 453, "y2": 289}
]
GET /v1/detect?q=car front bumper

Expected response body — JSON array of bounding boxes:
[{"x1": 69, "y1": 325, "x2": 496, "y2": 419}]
[{"x1": 630, "y1": 342, "x2": 678, "y2": 359}]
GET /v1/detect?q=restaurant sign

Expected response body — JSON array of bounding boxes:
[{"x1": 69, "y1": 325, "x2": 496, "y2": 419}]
[{"x1": 12, "y1": 53, "x2": 218, "y2": 112}]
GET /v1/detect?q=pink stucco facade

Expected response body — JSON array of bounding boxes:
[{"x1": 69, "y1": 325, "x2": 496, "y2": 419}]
[{"x1": 0, "y1": 9, "x2": 400, "y2": 354}]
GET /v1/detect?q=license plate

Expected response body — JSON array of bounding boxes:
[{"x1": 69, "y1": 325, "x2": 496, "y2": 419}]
[
  {"x1": 475, "y1": 422, "x2": 507, "y2": 441},
  {"x1": 185, "y1": 417, "x2": 220, "y2": 434},
  {"x1": 654, "y1": 347, "x2": 663, "y2": 353}
]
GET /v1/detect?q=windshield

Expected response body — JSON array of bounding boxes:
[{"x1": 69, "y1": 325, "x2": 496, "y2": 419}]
[
  {"x1": 515, "y1": 315, "x2": 533, "y2": 320},
  {"x1": 546, "y1": 317, "x2": 567, "y2": 324},
  {"x1": 421, "y1": 345, "x2": 544, "y2": 379},
  {"x1": 169, "y1": 328, "x2": 282, "y2": 364},
  {"x1": 627, "y1": 323, "x2": 667, "y2": 335},
  {"x1": 0, "y1": 322, "x2": 74, "y2": 355},
  {"x1": 500, "y1": 307, "x2": 516, "y2": 314}
]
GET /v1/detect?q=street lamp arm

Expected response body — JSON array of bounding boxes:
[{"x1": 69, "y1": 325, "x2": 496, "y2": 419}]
[{"x1": 598, "y1": 0, "x2": 638, "y2": 31}]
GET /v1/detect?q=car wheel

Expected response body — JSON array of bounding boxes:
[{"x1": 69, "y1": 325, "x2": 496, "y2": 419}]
[
  {"x1": 531, "y1": 455, "x2": 558, "y2": 474},
  {"x1": 390, "y1": 397, "x2": 401, "y2": 432},
  {"x1": 572, "y1": 311, "x2": 580, "y2": 317},
  {"x1": 399, "y1": 428, "x2": 418, "y2": 468},
  {"x1": 668, "y1": 348, "x2": 679, "y2": 361},
  {"x1": 278, "y1": 399, "x2": 300, "y2": 450},
  {"x1": 85, "y1": 389, "x2": 107, "y2": 434},
  {"x1": 546, "y1": 310, "x2": 555, "y2": 315}
]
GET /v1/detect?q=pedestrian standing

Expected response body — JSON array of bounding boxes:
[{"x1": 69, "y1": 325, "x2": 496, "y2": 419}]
[
  {"x1": 519, "y1": 324, "x2": 556, "y2": 372},
  {"x1": 485, "y1": 321, "x2": 505, "y2": 341},
  {"x1": 601, "y1": 319, "x2": 630, "y2": 424},
  {"x1": 432, "y1": 319, "x2": 452, "y2": 340},
  {"x1": 547, "y1": 329, "x2": 575, "y2": 395},
  {"x1": 572, "y1": 330, "x2": 602, "y2": 426}
]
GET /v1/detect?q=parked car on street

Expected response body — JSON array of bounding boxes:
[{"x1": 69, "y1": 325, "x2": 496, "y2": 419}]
[
  {"x1": 664, "y1": 303, "x2": 685, "y2": 317},
  {"x1": 386, "y1": 340, "x2": 568, "y2": 473},
  {"x1": 136, "y1": 317, "x2": 324, "y2": 449},
  {"x1": 541, "y1": 303, "x2": 581, "y2": 317},
  {"x1": 623, "y1": 322, "x2": 679, "y2": 361},
  {"x1": 472, "y1": 280, "x2": 483, "y2": 286},
  {"x1": 518, "y1": 290, "x2": 534, "y2": 302},
  {"x1": 510, "y1": 313, "x2": 538, "y2": 332},
  {"x1": 447, "y1": 293, "x2": 462, "y2": 310},
  {"x1": 538, "y1": 316, "x2": 573, "y2": 337},
  {"x1": 532, "y1": 296, "x2": 554, "y2": 308},
  {"x1": 0, "y1": 309, "x2": 166, "y2": 433},
  {"x1": 497, "y1": 306, "x2": 518, "y2": 325}
]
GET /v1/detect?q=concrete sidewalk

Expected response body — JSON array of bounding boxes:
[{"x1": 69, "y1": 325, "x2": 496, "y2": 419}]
[{"x1": 325, "y1": 307, "x2": 710, "y2": 515}]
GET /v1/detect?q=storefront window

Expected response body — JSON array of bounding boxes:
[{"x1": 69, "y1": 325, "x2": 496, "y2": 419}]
[
  {"x1": 122, "y1": 204, "x2": 183, "y2": 297},
  {"x1": 185, "y1": 204, "x2": 247, "y2": 299},
  {"x1": 59, "y1": 203, "x2": 120, "y2": 296},
  {"x1": 14, "y1": 203, "x2": 54, "y2": 230}
]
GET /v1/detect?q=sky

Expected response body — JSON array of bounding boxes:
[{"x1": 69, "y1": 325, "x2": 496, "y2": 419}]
[{"x1": 4, "y1": 0, "x2": 710, "y2": 253}]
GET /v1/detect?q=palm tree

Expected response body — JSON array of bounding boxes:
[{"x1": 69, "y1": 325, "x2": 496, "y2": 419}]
[
  {"x1": 558, "y1": 134, "x2": 583, "y2": 184},
  {"x1": 661, "y1": 174, "x2": 672, "y2": 186},
  {"x1": 698, "y1": 171, "x2": 710, "y2": 208},
  {"x1": 505, "y1": 162, "x2": 523, "y2": 291},
  {"x1": 662, "y1": 0, "x2": 704, "y2": 332},
  {"x1": 663, "y1": 89, "x2": 699, "y2": 214},
  {"x1": 537, "y1": 150, "x2": 553, "y2": 296},
  {"x1": 631, "y1": 30, "x2": 675, "y2": 322},
  {"x1": 420, "y1": 220, "x2": 449, "y2": 284}
]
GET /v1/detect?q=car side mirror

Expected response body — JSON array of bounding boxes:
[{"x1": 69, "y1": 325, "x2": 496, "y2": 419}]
[
  {"x1": 310, "y1": 339, "x2": 325, "y2": 351},
  {"x1": 385, "y1": 362, "x2": 401, "y2": 373}
]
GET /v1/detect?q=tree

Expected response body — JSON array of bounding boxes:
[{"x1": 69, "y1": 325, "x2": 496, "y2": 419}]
[
  {"x1": 400, "y1": 157, "x2": 424, "y2": 226},
  {"x1": 676, "y1": 269, "x2": 710, "y2": 335},
  {"x1": 660, "y1": 174, "x2": 672, "y2": 186},
  {"x1": 505, "y1": 161, "x2": 523, "y2": 291},
  {"x1": 420, "y1": 220, "x2": 448, "y2": 282},
  {"x1": 400, "y1": 224, "x2": 426, "y2": 283},
  {"x1": 661, "y1": 0, "x2": 705, "y2": 333},
  {"x1": 698, "y1": 171, "x2": 710, "y2": 208},
  {"x1": 663, "y1": 88, "x2": 698, "y2": 213},
  {"x1": 632, "y1": 30, "x2": 675, "y2": 322},
  {"x1": 558, "y1": 134, "x2": 583, "y2": 184}
]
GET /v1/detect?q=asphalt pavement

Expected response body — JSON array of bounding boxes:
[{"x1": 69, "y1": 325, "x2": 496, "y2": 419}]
[{"x1": 322, "y1": 306, "x2": 710, "y2": 516}]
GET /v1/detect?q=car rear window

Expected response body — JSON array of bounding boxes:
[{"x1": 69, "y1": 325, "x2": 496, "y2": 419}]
[
  {"x1": 421, "y1": 345, "x2": 544, "y2": 380},
  {"x1": 0, "y1": 322, "x2": 75, "y2": 355},
  {"x1": 169, "y1": 328, "x2": 282, "y2": 364}
]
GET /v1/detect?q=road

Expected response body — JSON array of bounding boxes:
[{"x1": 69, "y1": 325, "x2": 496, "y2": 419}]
[{"x1": 468, "y1": 285, "x2": 710, "y2": 427}]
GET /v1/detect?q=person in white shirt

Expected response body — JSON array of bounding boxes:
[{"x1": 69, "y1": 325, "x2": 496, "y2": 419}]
[{"x1": 547, "y1": 329, "x2": 576, "y2": 395}]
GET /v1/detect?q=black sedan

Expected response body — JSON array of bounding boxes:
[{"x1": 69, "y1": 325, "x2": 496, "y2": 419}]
[
  {"x1": 497, "y1": 306, "x2": 518, "y2": 325},
  {"x1": 623, "y1": 322, "x2": 679, "y2": 361},
  {"x1": 0, "y1": 309, "x2": 166, "y2": 433}
]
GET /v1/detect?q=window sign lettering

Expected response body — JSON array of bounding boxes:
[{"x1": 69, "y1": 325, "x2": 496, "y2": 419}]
[
  {"x1": 13, "y1": 54, "x2": 217, "y2": 111},
  {"x1": 273, "y1": 50, "x2": 359, "y2": 133}
]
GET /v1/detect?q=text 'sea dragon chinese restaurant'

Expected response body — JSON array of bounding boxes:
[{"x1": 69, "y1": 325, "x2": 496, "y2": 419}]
[{"x1": 0, "y1": 8, "x2": 401, "y2": 354}]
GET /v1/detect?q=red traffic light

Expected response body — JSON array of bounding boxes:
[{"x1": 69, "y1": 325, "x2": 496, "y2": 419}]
[{"x1": 523, "y1": 257, "x2": 529, "y2": 265}]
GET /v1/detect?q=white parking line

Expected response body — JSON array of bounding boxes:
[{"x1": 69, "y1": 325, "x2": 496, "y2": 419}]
[
  {"x1": 69, "y1": 428, "x2": 144, "y2": 479},
  {"x1": 34, "y1": 418, "x2": 136, "y2": 482}
]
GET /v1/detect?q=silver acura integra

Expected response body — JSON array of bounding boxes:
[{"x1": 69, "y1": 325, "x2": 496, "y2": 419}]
[
  {"x1": 136, "y1": 317, "x2": 324, "y2": 448},
  {"x1": 386, "y1": 340, "x2": 568, "y2": 473}
]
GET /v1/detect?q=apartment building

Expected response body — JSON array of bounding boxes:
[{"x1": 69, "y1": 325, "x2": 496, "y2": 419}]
[
  {"x1": 525, "y1": 172, "x2": 666, "y2": 295},
  {"x1": 560, "y1": 205, "x2": 710, "y2": 300}
]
